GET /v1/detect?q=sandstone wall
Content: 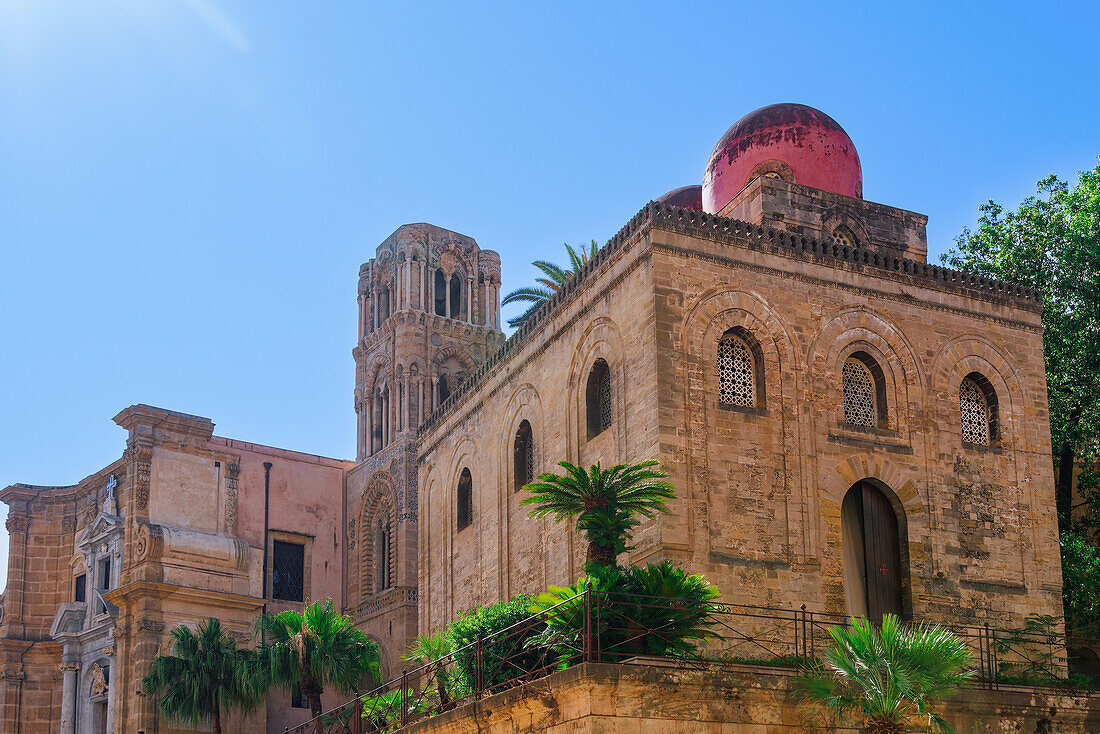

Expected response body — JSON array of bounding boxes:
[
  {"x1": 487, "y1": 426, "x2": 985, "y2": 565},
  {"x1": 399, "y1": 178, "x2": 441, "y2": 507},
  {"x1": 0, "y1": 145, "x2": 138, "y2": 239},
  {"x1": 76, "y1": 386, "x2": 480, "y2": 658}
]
[
  {"x1": 403, "y1": 663, "x2": 1100, "y2": 734},
  {"x1": 417, "y1": 232, "x2": 660, "y2": 632}
]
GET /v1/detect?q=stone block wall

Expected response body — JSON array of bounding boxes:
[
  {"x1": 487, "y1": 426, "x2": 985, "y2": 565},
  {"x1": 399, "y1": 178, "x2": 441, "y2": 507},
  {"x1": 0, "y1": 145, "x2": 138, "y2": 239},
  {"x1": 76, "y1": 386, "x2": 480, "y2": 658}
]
[{"x1": 401, "y1": 662, "x2": 1100, "y2": 733}]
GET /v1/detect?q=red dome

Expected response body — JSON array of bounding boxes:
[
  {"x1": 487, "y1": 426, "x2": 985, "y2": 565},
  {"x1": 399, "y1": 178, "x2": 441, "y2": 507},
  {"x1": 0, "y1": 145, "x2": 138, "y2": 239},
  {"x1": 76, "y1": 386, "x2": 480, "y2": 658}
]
[
  {"x1": 656, "y1": 185, "x2": 702, "y2": 210},
  {"x1": 702, "y1": 103, "x2": 862, "y2": 213}
]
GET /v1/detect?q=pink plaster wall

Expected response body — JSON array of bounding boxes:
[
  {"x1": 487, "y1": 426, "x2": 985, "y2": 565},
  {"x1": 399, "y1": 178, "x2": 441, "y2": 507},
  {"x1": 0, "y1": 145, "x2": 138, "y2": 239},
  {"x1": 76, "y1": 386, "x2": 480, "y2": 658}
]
[{"x1": 209, "y1": 437, "x2": 353, "y2": 733}]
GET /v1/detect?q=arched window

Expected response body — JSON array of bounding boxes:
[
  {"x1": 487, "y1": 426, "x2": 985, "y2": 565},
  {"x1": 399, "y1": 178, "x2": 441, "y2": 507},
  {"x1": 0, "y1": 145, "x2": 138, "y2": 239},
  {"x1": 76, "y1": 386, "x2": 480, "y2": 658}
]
[
  {"x1": 449, "y1": 273, "x2": 462, "y2": 319},
  {"x1": 514, "y1": 420, "x2": 534, "y2": 491},
  {"x1": 831, "y1": 226, "x2": 857, "y2": 248},
  {"x1": 438, "y1": 374, "x2": 450, "y2": 405},
  {"x1": 456, "y1": 468, "x2": 473, "y2": 530},
  {"x1": 434, "y1": 269, "x2": 447, "y2": 316},
  {"x1": 374, "y1": 513, "x2": 391, "y2": 591},
  {"x1": 586, "y1": 358, "x2": 612, "y2": 439},
  {"x1": 718, "y1": 330, "x2": 758, "y2": 407},
  {"x1": 960, "y1": 373, "x2": 997, "y2": 446},
  {"x1": 842, "y1": 353, "x2": 885, "y2": 428}
]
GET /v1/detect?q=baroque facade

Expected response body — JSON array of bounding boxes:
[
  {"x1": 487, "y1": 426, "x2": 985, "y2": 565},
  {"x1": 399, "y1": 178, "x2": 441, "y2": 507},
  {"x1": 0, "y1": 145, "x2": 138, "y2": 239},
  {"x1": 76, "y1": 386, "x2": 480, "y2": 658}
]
[{"x1": 0, "y1": 103, "x2": 1066, "y2": 733}]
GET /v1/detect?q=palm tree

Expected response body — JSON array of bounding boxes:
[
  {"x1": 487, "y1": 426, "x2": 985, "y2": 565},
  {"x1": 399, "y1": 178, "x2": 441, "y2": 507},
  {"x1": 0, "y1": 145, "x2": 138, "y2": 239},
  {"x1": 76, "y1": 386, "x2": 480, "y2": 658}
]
[
  {"x1": 800, "y1": 614, "x2": 975, "y2": 734},
  {"x1": 140, "y1": 617, "x2": 259, "y2": 734},
  {"x1": 403, "y1": 631, "x2": 453, "y2": 710},
  {"x1": 256, "y1": 599, "x2": 381, "y2": 723},
  {"x1": 521, "y1": 460, "x2": 675, "y2": 567},
  {"x1": 502, "y1": 240, "x2": 599, "y2": 328}
]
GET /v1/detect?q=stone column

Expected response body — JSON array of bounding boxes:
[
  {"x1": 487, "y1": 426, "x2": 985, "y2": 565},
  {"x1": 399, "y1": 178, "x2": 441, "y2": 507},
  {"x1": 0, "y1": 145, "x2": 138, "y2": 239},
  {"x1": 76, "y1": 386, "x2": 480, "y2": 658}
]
[
  {"x1": 403, "y1": 372, "x2": 411, "y2": 430},
  {"x1": 366, "y1": 399, "x2": 374, "y2": 455},
  {"x1": 372, "y1": 291, "x2": 379, "y2": 331},
  {"x1": 381, "y1": 389, "x2": 389, "y2": 447},
  {"x1": 430, "y1": 376, "x2": 437, "y2": 412},
  {"x1": 59, "y1": 661, "x2": 78, "y2": 734},
  {"x1": 417, "y1": 378, "x2": 425, "y2": 425},
  {"x1": 445, "y1": 276, "x2": 452, "y2": 319},
  {"x1": 105, "y1": 663, "x2": 117, "y2": 734},
  {"x1": 467, "y1": 276, "x2": 474, "y2": 323}
]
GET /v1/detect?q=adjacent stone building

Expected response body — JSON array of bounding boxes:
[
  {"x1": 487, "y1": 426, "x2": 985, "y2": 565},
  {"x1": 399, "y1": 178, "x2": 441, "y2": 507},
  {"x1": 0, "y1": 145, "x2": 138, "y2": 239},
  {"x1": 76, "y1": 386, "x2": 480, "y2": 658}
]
[{"x1": 0, "y1": 103, "x2": 1070, "y2": 732}]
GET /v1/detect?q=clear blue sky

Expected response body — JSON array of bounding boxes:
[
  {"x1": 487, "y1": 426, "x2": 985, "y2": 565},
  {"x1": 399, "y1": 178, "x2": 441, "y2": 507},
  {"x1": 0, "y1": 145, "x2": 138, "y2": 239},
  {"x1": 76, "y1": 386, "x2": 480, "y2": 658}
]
[{"x1": 1, "y1": 2, "x2": 1098, "y2": 587}]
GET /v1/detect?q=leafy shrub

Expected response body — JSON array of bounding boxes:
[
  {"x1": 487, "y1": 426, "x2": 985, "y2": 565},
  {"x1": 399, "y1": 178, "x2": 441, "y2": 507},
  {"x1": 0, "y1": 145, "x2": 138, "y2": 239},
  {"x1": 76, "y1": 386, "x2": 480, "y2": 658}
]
[
  {"x1": 530, "y1": 561, "x2": 721, "y2": 661},
  {"x1": 447, "y1": 594, "x2": 551, "y2": 693}
]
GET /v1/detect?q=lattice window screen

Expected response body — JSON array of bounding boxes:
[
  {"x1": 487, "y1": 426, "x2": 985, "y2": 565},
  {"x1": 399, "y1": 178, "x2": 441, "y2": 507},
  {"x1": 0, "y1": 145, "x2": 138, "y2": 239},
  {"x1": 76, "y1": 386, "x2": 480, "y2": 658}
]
[
  {"x1": 832, "y1": 226, "x2": 856, "y2": 248},
  {"x1": 598, "y1": 369, "x2": 612, "y2": 432},
  {"x1": 718, "y1": 336, "x2": 755, "y2": 406},
  {"x1": 843, "y1": 358, "x2": 878, "y2": 427},
  {"x1": 960, "y1": 379, "x2": 990, "y2": 446}
]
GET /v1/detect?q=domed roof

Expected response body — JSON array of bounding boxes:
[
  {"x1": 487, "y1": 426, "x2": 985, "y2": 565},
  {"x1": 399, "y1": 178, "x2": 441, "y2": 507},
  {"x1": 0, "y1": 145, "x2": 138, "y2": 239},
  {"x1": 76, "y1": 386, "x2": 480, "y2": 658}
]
[
  {"x1": 656, "y1": 185, "x2": 702, "y2": 210},
  {"x1": 702, "y1": 103, "x2": 862, "y2": 213}
]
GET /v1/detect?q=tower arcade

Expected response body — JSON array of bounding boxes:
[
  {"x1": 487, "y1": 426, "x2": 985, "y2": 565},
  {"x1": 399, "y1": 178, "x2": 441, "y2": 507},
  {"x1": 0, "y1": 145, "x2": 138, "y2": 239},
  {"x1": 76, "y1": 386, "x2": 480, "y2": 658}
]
[{"x1": 346, "y1": 223, "x2": 503, "y2": 670}]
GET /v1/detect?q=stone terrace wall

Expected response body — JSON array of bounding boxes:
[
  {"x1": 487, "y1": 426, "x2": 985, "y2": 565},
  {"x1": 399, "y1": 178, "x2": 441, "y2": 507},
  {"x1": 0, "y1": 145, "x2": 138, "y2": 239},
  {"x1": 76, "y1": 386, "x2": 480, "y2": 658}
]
[{"x1": 404, "y1": 663, "x2": 1100, "y2": 734}]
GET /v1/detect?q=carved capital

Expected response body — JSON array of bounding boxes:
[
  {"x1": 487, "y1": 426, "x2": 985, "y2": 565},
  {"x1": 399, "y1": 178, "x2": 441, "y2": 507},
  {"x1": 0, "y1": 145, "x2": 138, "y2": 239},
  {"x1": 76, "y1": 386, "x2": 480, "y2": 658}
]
[
  {"x1": 126, "y1": 445, "x2": 153, "y2": 511},
  {"x1": 5, "y1": 514, "x2": 29, "y2": 533},
  {"x1": 59, "y1": 662, "x2": 80, "y2": 673}
]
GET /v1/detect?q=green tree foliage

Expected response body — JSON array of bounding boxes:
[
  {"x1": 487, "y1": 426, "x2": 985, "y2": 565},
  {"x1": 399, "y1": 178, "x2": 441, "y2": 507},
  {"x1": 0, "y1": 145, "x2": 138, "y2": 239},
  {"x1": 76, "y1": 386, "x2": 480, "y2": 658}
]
[
  {"x1": 941, "y1": 164, "x2": 1100, "y2": 533},
  {"x1": 446, "y1": 594, "x2": 549, "y2": 694},
  {"x1": 140, "y1": 618, "x2": 259, "y2": 734},
  {"x1": 530, "y1": 561, "x2": 721, "y2": 661},
  {"x1": 255, "y1": 599, "x2": 381, "y2": 721},
  {"x1": 501, "y1": 240, "x2": 599, "y2": 328},
  {"x1": 403, "y1": 632, "x2": 454, "y2": 709},
  {"x1": 799, "y1": 615, "x2": 974, "y2": 734},
  {"x1": 521, "y1": 460, "x2": 675, "y2": 567},
  {"x1": 1061, "y1": 532, "x2": 1100, "y2": 639}
]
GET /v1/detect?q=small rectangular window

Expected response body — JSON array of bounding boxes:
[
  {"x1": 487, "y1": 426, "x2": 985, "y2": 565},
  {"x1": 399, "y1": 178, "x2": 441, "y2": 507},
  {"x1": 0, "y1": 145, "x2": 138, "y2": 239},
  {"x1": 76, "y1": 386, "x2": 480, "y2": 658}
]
[
  {"x1": 271, "y1": 541, "x2": 305, "y2": 602},
  {"x1": 291, "y1": 685, "x2": 309, "y2": 709},
  {"x1": 74, "y1": 574, "x2": 86, "y2": 603}
]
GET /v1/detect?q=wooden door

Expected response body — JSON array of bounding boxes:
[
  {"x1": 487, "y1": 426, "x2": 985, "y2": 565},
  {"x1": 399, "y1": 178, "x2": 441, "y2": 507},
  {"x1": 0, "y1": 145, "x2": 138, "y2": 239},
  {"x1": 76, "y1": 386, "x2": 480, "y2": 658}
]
[{"x1": 858, "y1": 482, "x2": 903, "y2": 620}]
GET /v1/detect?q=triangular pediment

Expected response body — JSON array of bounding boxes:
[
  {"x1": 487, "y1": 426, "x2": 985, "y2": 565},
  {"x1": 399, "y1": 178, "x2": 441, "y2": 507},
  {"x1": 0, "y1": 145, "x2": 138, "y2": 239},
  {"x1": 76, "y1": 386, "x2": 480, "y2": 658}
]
[{"x1": 80, "y1": 512, "x2": 122, "y2": 546}]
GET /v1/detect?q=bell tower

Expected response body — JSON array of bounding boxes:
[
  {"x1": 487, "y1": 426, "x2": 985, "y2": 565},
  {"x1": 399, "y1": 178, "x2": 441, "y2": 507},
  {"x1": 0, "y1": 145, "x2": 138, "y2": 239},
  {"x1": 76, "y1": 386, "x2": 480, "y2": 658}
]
[{"x1": 346, "y1": 223, "x2": 503, "y2": 671}]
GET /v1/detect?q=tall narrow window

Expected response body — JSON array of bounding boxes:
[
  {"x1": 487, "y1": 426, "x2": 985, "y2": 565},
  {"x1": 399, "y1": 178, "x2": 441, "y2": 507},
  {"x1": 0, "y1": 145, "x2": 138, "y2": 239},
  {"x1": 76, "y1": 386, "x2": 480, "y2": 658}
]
[
  {"x1": 449, "y1": 273, "x2": 462, "y2": 319},
  {"x1": 842, "y1": 354, "x2": 882, "y2": 428},
  {"x1": 960, "y1": 373, "x2": 997, "y2": 446},
  {"x1": 434, "y1": 269, "x2": 447, "y2": 316},
  {"x1": 586, "y1": 359, "x2": 612, "y2": 439},
  {"x1": 514, "y1": 420, "x2": 534, "y2": 490},
  {"x1": 438, "y1": 374, "x2": 450, "y2": 405},
  {"x1": 457, "y1": 468, "x2": 473, "y2": 530},
  {"x1": 74, "y1": 573, "x2": 86, "y2": 603},
  {"x1": 375, "y1": 515, "x2": 391, "y2": 591},
  {"x1": 718, "y1": 332, "x2": 756, "y2": 407},
  {"x1": 271, "y1": 540, "x2": 305, "y2": 602}
]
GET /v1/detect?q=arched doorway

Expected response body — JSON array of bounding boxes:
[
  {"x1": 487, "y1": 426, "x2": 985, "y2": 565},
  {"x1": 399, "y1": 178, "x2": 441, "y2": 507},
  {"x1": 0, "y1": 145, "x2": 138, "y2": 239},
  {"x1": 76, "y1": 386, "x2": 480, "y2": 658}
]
[{"x1": 841, "y1": 481, "x2": 905, "y2": 620}]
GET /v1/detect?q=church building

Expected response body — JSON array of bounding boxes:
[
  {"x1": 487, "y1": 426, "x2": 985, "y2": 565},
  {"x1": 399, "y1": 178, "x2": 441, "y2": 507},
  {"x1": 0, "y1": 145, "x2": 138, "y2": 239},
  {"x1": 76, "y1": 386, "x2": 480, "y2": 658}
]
[{"x1": 0, "y1": 104, "x2": 1063, "y2": 733}]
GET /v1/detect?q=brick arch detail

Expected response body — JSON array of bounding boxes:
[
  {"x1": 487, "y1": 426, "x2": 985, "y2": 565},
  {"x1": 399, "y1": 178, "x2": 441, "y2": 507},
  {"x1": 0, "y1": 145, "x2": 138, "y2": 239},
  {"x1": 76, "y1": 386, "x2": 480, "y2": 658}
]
[
  {"x1": 566, "y1": 315, "x2": 628, "y2": 463},
  {"x1": 928, "y1": 335, "x2": 1027, "y2": 454},
  {"x1": 495, "y1": 382, "x2": 548, "y2": 599},
  {"x1": 359, "y1": 473, "x2": 398, "y2": 599},
  {"x1": 676, "y1": 289, "x2": 804, "y2": 561},
  {"x1": 810, "y1": 306, "x2": 925, "y2": 435},
  {"x1": 680, "y1": 288, "x2": 803, "y2": 372},
  {"x1": 819, "y1": 453, "x2": 925, "y2": 617}
]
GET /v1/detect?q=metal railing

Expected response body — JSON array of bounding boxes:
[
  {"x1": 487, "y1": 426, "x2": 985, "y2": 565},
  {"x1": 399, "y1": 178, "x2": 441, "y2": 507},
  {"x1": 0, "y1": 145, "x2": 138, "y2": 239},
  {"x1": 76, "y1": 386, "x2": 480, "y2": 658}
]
[{"x1": 285, "y1": 591, "x2": 1085, "y2": 733}]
